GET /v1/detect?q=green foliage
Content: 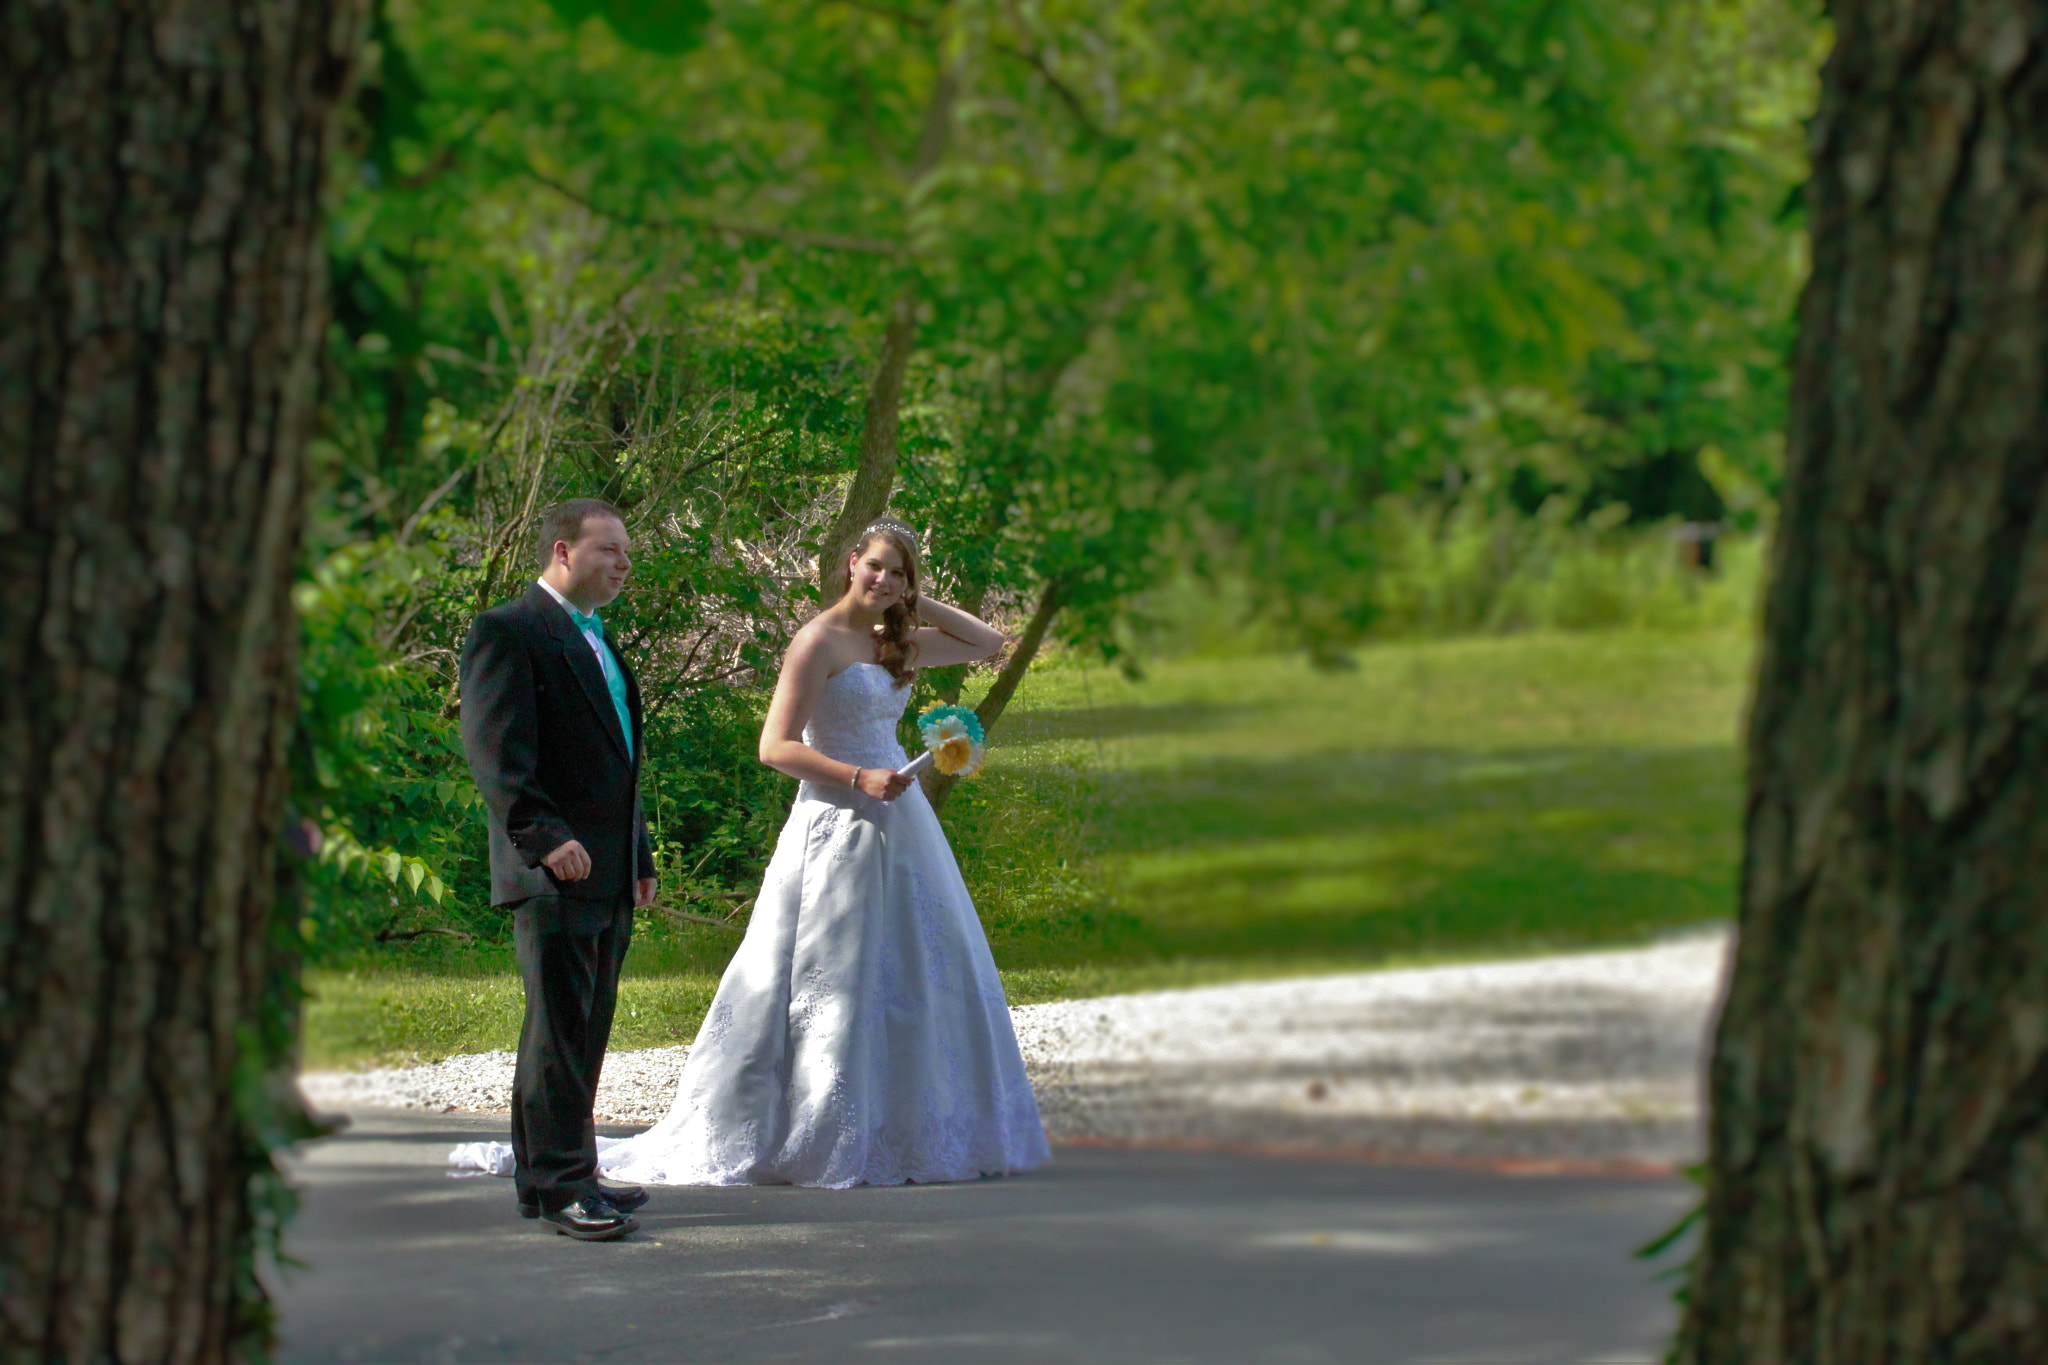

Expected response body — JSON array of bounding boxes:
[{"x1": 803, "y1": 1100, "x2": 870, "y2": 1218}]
[
  {"x1": 303, "y1": 245, "x2": 873, "y2": 955},
  {"x1": 290, "y1": 506, "x2": 812, "y2": 959},
  {"x1": 1363, "y1": 507, "x2": 1766, "y2": 637},
  {"x1": 638, "y1": 686, "x2": 787, "y2": 906},
  {"x1": 1136, "y1": 0, "x2": 1817, "y2": 649},
  {"x1": 546, "y1": 0, "x2": 712, "y2": 55},
  {"x1": 325, "y1": 0, "x2": 1817, "y2": 647},
  {"x1": 294, "y1": 533, "x2": 491, "y2": 952},
  {"x1": 295, "y1": 0, "x2": 1816, "y2": 971}
]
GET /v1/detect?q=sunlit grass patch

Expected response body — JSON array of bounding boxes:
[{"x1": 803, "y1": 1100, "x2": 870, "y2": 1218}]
[
  {"x1": 301, "y1": 970, "x2": 524, "y2": 1069},
  {"x1": 301, "y1": 962, "x2": 724, "y2": 1069},
  {"x1": 952, "y1": 630, "x2": 1750, "y2": 997}
]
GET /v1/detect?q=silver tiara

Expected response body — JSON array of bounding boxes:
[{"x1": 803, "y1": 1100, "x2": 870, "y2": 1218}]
[{"x1": 862, "y1": 520, "x2": 920, "y2": 549}]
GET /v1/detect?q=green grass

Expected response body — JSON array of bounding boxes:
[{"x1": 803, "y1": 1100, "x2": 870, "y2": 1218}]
[{"x1": 302, "y1": 629, "x2": 1753, "y2": 1069}]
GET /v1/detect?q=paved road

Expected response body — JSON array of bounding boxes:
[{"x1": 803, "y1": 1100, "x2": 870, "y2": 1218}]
[{"x1": 270, "y1": 1111, "x2": 1692, "y2": 1365}]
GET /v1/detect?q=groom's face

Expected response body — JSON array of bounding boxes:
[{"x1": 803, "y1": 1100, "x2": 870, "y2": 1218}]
[{"x1": 556, "y1": 515, "x2": 632, "y2": 609}]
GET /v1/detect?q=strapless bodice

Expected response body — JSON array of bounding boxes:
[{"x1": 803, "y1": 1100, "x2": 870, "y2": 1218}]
[{"x1": 802, "y1": 662, "x2": 912, "y2": 772}]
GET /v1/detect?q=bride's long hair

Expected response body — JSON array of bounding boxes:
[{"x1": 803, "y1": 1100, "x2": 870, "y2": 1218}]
[{"x1": 827, "y1": 519, "x2": 922, "y2": 687}]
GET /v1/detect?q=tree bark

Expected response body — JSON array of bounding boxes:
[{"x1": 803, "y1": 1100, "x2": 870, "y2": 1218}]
[
  {"x1": 929, "y1": 336, "x2": 1096, "y2": 707},
  {"x1": 923, "y1": 578, "x2": 1064, "y2": 813},
  {"x1": 0, "y1": 2, "x2": 360, "y2": 1360},
  {"x1": 1678, "y1": 4, "x2": 2048, "y2": 1360},
  {"x1": 820, "y1": 286, "x2": 920, "y2": 571},
  {"x1": 817, "y1": 51, "x2": 964, "y2": 583}
]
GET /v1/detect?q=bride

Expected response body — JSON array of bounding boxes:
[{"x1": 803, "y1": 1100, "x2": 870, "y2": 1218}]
[{"x1": 597, "y1": 519, "x2": 1051, "y2": 1187}]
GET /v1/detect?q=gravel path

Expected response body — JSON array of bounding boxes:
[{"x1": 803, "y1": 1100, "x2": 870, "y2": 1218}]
[{"x1": 298, "y1": 927, "x2": 1730, "y2": 1169}]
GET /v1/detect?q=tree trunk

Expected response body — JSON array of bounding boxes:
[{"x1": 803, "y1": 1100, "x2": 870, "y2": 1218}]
[
  {"x1": 1678, "y1": 5, "x2": 2048, "y2": 1360},
  {"x1": 929, "y1": 338, "x2": 1095, "y2": 706},
  {"x1": 0, "y1": 2, "x2": 359, "y2": 1360},
  {"x1": 817, "y1": 52, "x2": 963, "y2": 583},
  {"x1": 924, "y1": 578, "x2": 1064, "y2": 813},
  {"x1": 819, "y1": 286, "x2": 920, "y2": 570}
]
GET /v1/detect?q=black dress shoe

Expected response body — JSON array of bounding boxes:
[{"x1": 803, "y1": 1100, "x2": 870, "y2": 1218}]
[
  {"x1": 519, "y1": 1182, "x2": 646, "y2": 1219},
  {"x1": 598, "y1": 1182, "x2": 648, "y2": 1212},
  {"x1": 537, "y1": 1195, "x2": 638, "y2": 1241}
]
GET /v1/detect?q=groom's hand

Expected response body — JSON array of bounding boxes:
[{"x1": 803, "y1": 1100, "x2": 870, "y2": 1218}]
[
  {"x1": 543, "y1": 839, "x2": 592, "y2": 881},
  {"x1": 635, "y1": 877, "x2": 658, "y2": 908}
]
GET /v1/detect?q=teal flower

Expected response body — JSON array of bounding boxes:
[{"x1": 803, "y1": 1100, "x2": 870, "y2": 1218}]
[{"x1": 916, "y1": 703, "x2": 988, "y2": 777}]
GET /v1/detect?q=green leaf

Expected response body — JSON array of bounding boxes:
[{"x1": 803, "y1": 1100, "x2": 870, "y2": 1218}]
[
  {"x1": 404, "y1": 859, "x2": 427, "y2": 894},
  {"x1": 546, "y1": 0, "x2": 711, "y2": 55},
  {"x1": 1634, "y1": 1201, "x2": 1704, "y2": 1262},
  {"x1": 380, "y1": 851, "x2": 402, "y2": 882}
]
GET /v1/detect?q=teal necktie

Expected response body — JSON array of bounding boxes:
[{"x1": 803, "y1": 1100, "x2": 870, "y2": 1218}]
[{"x1": 566, "y1": 606, "x2": 633, "y2": 760}]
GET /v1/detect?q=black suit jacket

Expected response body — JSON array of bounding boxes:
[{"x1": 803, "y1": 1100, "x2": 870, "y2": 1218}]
[{"x1": 460, "y1": 583, "x2": 656, "y2": 907}]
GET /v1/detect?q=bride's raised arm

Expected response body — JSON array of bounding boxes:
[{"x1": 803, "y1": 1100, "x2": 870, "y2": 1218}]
[{"x1": 909, "y1": 595, "x2": 1006, "y2": 669}]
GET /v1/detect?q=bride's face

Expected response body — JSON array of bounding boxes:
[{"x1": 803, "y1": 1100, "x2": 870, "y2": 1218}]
[{"x1": 847, "y1": 539, "x2": 909, "y2": 611}]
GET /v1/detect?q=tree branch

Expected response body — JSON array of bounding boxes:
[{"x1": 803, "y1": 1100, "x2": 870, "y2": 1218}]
[
  {"x1": 653, "y1": 904, "x2": 749, "y2": 933},
  {"x1": 395, "y1": 141, "x2": 460, "y2": 191},
  {"x1": 396, "y1": 459, "x2": 474, "y2": 546},
  {"x1": 924, "y1": 577, "x2": 1066, "y2": 813},
  {"x1": 376, "y1": 926, "x2": 478, "y2": 944},
  {"x1": 992, "y1": 40, "x2": 1102, "y2": 139},
  {"x1": 819, "y1": 288, "x2": 921, "y2": 581},
  {"x1": 827, "y1": 0, "x2": 1099, "y2": 137},
  {"x1": 817, "y1": 48, "x2": 967, "y2": 584},
  {"x1": 524, "y1": 165, "x2": 905, "y2": 257}
]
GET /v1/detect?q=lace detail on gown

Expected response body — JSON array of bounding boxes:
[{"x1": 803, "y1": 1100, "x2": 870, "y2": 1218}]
[{"x1": 595, "y1": 663, "x2": 1051, "y2": 1187}]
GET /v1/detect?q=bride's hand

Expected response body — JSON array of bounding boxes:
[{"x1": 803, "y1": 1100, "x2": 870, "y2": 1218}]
[{"x1": 856, "y1": 767, "x2": 914, "y2": 801}]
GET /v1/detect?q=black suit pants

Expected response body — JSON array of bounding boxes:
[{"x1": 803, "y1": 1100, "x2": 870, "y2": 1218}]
[{"x1": 510, "y1": 894, "x2": 635, "y2": 1210}]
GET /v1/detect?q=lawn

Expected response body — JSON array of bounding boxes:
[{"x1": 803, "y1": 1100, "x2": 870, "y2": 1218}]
[{"x1": 301, "y1": 629, "x2": 1753, "y2": 1068}]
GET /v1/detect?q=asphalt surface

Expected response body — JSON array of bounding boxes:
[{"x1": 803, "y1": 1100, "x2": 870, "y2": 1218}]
[{"x1": 269, "y1": 1110, "x2": 1693, "y2": 1365}]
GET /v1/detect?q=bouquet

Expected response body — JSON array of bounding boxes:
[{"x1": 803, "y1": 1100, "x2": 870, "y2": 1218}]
[{"x1": 897, "y1": 703, "x2": 988, "y2": 779}]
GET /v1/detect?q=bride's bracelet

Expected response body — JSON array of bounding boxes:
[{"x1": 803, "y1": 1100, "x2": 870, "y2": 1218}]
[{"x1": 849, "y1": 766, "x2": 861, "y2": 789}]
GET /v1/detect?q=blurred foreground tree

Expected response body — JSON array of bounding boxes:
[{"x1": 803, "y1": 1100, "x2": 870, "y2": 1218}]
[
  {"x1": 1679, "y1": 2, "x2": 2048, "y2": 1358},
  {"x1": 0, "y1": 1, "x2": 360, "y2": 1358}
]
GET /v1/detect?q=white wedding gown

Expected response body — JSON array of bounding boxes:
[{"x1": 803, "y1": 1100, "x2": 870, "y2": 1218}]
[{"x1": 595, "y1": 662, "x2": 1050, "y2": 1188}]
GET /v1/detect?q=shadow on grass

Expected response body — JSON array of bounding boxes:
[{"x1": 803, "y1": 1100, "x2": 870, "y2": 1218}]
[
  {"x1": 982, "y1": 743, "x2": 1739, "y2": 980},
  {"x1": 1077, "y1": 744, "x2": 1735, "y2": 852}
]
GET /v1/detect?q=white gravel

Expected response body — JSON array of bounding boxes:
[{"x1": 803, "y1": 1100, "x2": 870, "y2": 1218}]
[{"x1": 298, "y1": 927, "x2": 1731, "y2": 1168}]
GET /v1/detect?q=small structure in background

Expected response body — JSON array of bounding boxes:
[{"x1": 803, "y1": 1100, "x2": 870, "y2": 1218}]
[{"x1": 1672, "y1": 521, "x2": 1722, "y2": 572}]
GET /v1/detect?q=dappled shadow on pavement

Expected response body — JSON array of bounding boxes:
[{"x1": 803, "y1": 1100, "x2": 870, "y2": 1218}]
[
  {"x1": 271, "y1": 1109, "x2": 1690, "y2": 1365},
  {"x1": 1015, "y1": 935, "x2": 1728, "y2": 1171}
]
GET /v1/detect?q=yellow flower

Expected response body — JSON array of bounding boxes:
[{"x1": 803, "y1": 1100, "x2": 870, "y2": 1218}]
[{"x1": 933, "y1": 735, "x2": 976, "y2": 774}]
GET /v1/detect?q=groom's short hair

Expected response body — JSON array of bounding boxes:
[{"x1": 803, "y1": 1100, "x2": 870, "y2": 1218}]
[{"x1": 536, "y1": 498, "x2": 625, "y2": 565}]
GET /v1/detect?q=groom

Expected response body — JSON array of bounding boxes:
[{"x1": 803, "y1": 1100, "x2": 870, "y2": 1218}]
[{"x1": 461, "y1": 498, "x2": 658, "y2": 1241}]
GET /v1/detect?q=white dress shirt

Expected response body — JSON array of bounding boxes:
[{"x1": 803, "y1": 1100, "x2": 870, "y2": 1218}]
[{"x1": 535, "y1": 576, "x2": 621, "y2": 688}]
